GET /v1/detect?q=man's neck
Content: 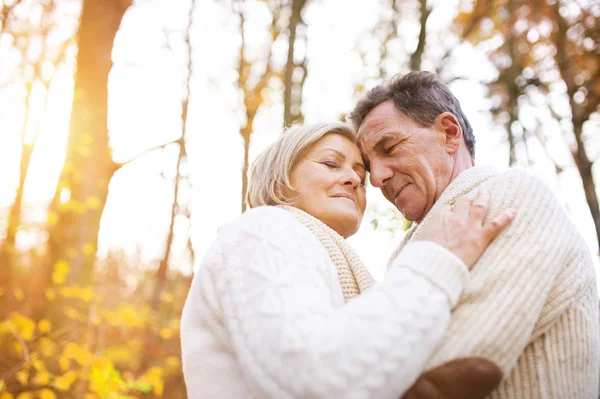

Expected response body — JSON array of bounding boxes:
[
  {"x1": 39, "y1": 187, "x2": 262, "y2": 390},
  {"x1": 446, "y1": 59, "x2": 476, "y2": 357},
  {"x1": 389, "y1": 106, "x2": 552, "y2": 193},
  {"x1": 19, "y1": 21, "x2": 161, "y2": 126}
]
[{"x1": 449, "y1": 149, "x2": 474, "y2": 182}]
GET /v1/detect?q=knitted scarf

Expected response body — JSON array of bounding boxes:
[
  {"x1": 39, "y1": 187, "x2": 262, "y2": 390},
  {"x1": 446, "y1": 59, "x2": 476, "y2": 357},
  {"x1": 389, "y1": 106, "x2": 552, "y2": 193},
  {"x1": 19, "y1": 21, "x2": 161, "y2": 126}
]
[{"x1": 279, "y1": 205, "x2": 374, "y2": 301}]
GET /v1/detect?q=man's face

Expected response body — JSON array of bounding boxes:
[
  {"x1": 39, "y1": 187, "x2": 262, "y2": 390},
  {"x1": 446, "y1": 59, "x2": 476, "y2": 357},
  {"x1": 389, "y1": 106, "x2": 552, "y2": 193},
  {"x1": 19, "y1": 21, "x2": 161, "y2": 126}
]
[{"x1": 357, "y1": 99, "x2": 452, "y2": 223}]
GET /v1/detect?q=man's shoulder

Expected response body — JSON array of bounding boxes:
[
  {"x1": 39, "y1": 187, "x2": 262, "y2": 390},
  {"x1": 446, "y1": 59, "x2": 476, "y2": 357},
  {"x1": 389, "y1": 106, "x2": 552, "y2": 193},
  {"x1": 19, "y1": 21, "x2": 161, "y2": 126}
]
[{"x1": 482, "y1": 167, "x2": 555, "y2": 200}]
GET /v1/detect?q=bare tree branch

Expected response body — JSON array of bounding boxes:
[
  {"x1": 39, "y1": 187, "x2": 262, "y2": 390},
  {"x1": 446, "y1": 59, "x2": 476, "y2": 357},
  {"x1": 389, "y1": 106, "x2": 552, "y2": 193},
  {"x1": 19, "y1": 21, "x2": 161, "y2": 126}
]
[{"x1": 409, "y1": 0, "x2": 431, "y2": 71}]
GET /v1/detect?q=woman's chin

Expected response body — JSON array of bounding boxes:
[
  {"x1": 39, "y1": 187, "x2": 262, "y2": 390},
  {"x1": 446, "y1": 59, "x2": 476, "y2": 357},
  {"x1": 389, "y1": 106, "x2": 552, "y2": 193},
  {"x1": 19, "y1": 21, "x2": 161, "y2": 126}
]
[{"x1": 332, "y1": 214, "x2": 362, "y2": 238}]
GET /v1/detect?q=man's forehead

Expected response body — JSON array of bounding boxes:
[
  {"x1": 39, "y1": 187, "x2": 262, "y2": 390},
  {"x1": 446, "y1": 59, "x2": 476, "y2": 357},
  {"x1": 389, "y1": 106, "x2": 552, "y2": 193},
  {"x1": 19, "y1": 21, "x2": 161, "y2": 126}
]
[{"x1": 357, "y1": 117, "x2": 394, "y2": 149}]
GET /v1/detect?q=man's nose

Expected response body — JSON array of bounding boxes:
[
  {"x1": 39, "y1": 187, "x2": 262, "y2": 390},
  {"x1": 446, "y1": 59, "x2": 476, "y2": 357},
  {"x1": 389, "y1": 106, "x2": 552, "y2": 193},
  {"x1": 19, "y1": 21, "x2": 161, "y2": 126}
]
[{"x1": 369, "y1": 161, "x2": 393, "y2": 188}]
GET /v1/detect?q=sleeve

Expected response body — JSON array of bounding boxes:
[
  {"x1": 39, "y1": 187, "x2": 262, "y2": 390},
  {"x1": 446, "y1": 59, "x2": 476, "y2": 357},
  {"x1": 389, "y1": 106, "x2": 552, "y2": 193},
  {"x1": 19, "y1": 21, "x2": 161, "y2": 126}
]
[
  {"x1": 220, "y1": 208, "x2": 469, "y2": 399},
  {"x1": 422, "y1": 171, "x2": 580, "y2": 376}
]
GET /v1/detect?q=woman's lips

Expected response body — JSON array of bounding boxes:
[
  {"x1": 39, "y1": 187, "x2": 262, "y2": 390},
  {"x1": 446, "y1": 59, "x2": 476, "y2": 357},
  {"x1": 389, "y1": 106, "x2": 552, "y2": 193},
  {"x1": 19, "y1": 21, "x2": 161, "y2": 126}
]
[{"x1": 332, "y1": 193, "x2": 356, "y2": 203}]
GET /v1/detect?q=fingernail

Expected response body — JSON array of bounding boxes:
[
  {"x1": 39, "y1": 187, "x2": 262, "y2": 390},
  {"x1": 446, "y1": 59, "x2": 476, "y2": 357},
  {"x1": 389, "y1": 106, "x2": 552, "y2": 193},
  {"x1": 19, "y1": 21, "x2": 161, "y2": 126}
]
[{"x1": 507, "y1": 208, "x2": 516, "y2": 218}]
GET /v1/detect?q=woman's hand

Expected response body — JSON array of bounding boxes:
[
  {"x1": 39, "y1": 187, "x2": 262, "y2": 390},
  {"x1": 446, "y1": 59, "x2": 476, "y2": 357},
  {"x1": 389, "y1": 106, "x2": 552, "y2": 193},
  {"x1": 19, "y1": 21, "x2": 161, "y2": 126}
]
[{"x1": 415, "y1": 190, "x2": 515, "y2": 270}]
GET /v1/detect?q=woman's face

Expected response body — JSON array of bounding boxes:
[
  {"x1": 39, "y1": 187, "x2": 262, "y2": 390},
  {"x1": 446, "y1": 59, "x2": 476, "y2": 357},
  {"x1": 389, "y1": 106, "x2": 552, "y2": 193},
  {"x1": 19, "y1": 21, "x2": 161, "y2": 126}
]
[{"x1": 287, "y1": 134, "x2": 367, "y2": 238}]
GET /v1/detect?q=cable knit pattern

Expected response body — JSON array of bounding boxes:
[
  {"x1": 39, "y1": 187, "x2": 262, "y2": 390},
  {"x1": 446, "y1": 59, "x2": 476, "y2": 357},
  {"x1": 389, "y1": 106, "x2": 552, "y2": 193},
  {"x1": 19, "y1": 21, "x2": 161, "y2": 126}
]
[
  {"x1": 390, "y1": 166, "x2": 600, "y2": 399},
  {"x1": 279, "y1": 205, "x2": 374, "y2": 301},
  {"x1": 181, "y1": 206, "x2": 469, "y2": 399}
]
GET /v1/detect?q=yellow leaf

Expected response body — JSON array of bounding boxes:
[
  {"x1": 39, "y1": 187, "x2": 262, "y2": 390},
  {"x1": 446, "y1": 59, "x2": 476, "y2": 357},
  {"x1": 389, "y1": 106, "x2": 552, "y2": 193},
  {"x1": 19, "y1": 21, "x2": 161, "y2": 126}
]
[
  {"x1": 165, "y1": 356, "x2": 180, "y2": 368},
  {"x1": 83, "y1": 394, "x2": 97, "y2": 399},
  {"x1": 13, "y1": 288, "x2": 24, "y2": 301},
  {"x1": 13, "y1": 341, "x2": 23, "y2": 355},
  {"x1": 37, "y1": 389, "x2": 56, "y2": 399},
  {"x1": 0, "y1": 380, "x2": 4, "y2": 391},
  {"x1": 38, "y1": 338, "x2": 55, "y2": 357},
  {"x1": 58, "y1": 356, "x2": 70, "y2": 372},
  {"x1": 154, "y1": 380, "x2": 164, "y2": 397},
  {"x1": 65, "y1": 308, "x2": 79, "y2": 320},
  {"x1": 0, "y1": 393, "x2": 13, "y2": 399},
  {"x1": 51, "y1": 272, "x2": 65, "y2": 285},
  {"x1": 54, "y1": 260, "x2": 69, "y2": 274},
  {"x1": 32, "y1": 360, "x2": 45, "y2": 371},
  {"x1": 119, "y1": 306, "x2": 143, "y2": 328},
  {"x1": 38, "y1": 320, "x2": 51, "y2": 334},
  {"x1": 15, "y1": 393, "x2": 33, "y2": 399},
  {"x1": 16, "y1": 370, "x2": 28, "y2": 385},
  {"x1": 59, "y1": 286, "x2": 73, "y2": 297},
  {"x1": 52, "y1": 371, "x2": 77, "y2": 391},
  {"x1": 158, "y1": 328, "x2": 173, "y2": 340},
  {"x1": 45, "y1": 288, "x2": 56, "y2": 301},
  {"x1": 32, "y1": 370, "x2": 50, "y2": 385},
  {"x1": 46, "y1": 212, "x2": 59, "y2": 227},
  {"x1": 79, "y1": 287, "x2": 94, "y2": 302},
  {"x1": 62, "y1": 342, "x2": 92, "y2": 366},
  {"x1": 9, "y1": 313, "x2": 35, "y2": 341}
]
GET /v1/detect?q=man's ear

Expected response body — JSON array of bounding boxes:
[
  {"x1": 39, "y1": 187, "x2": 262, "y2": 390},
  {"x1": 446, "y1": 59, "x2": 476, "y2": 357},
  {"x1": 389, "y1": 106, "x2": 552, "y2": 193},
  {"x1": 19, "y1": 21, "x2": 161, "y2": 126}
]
[{"x1": 435, "y1": 113, "x2": 462, "y2": 155}]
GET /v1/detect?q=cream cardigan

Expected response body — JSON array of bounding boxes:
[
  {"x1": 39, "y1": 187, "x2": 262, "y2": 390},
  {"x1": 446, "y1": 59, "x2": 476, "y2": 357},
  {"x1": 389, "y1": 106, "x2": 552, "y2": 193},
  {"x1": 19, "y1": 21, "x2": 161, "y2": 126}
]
[
  {"x1": 391, "y1": 166, "x2": 600, "y2": 399},
  {"x1": 180, "y1": 206, "x2": 469, "y2": 398}
]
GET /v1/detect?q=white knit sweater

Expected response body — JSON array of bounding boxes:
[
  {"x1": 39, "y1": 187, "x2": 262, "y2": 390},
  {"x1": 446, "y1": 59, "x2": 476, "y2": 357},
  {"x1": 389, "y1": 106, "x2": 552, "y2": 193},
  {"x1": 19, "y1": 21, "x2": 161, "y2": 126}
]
[
  {"x1": 180, "y1": 206, "x2": 470, "y2": 399},
  {"x1": 391, "y1": 166, "x2": 600, "y2": 399}
]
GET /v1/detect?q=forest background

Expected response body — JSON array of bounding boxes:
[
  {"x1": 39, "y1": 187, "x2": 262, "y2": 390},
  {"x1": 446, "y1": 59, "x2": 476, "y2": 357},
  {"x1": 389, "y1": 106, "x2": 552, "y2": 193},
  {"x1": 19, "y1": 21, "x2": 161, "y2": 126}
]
[{"x1": 0, "y1": 0, "x2": 599, "y2": 397}]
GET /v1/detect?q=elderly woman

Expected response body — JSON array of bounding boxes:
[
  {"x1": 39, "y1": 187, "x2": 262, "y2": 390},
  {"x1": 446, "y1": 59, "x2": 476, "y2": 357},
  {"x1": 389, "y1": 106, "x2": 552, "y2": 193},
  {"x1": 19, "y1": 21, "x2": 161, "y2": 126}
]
[{"x1": 180, "y1": 123, "x2": 514, "y2": 399}]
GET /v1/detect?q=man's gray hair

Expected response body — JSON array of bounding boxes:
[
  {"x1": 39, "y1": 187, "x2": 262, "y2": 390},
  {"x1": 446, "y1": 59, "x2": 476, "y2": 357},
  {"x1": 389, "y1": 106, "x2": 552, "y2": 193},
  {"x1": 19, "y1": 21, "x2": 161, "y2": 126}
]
[
  {"x1": 348, "y1": 71, "x2": 476, "y2": 159},
  {"x1": 247, "y1": 122, "x2": 357, "y2": 209}
]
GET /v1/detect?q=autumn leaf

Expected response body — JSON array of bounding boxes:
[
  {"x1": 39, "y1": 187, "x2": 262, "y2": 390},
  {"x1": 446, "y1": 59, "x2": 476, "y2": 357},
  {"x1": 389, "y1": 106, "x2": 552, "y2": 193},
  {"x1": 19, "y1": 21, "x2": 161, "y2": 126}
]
[
  {"x1": 37, "y1": 389, "x2": 56, "y2": 399},
  {"x1": 15, "y1": 370, "x2": 28, "y2": 386},
  {"x1": 52, "y1": 371, "x2": 77, "y2": 391},
  {"x1": 38, "y1": 320, "x2": 52, "y2": 334}
]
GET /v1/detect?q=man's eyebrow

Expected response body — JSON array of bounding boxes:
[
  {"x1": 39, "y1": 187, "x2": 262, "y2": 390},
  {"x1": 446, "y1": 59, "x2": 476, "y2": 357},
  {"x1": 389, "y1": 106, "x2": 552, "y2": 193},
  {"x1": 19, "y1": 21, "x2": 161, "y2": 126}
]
[
  {"x1": 317, "y1": 148, "x2": 367, "y2": 171},
  {"x1": 373, "y1": 134, "x2": 397, "y2": 152}
]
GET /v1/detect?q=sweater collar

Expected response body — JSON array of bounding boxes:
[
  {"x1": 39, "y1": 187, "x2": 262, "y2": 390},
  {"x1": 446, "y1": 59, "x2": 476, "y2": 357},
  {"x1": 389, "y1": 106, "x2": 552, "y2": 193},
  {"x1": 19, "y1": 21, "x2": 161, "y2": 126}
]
[{"x1": 388, "y1": 165, "x2": 499, "y2": 265}]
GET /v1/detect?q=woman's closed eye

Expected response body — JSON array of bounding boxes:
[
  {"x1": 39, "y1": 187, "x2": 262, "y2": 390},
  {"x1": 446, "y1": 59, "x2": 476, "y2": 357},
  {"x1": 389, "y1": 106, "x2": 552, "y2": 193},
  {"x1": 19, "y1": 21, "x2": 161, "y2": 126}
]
[{"x1": 320, "y1": 160, "x2": 339, "y2": 169}]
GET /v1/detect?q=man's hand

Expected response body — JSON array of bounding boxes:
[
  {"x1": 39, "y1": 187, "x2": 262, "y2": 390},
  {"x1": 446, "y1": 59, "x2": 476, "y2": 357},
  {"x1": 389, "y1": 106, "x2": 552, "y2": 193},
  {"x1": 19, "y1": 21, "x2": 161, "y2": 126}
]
[{"x1": 401, "y1": 358, "x2": 502, "y2": 399}]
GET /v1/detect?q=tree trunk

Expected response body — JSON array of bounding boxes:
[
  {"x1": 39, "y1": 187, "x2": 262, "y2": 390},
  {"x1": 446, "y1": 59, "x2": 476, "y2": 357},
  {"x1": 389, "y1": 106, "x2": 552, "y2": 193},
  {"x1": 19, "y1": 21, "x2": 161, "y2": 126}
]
[
  {"x1": 0, "y1": 88, "x2": 34, "y2": 315},
  {"x1": 241, "y1": 123, "x2": 252, "y2": 212},
  {"x1": 32, "y1": 0, "x2": 131, "y2": 320},
  {"x1": 409, "y1": 0, "x2": 431, "y2": 71},
  {"x1": 552, "y1": 1, "x2": 600, "y2": 248},
  {"x1": 572, "y1": 122, "x2": 600, "y2": 248},
  {"x1": 283, "y1": 0, "x2": 307, "y2": 127}
]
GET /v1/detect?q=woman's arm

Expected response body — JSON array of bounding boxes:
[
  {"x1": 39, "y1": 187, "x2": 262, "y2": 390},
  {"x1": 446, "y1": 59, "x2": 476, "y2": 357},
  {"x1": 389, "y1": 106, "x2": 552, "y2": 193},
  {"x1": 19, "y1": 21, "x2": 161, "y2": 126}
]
[{"x1": 220, "y1": 207, "x2": 468, "y2": 399}]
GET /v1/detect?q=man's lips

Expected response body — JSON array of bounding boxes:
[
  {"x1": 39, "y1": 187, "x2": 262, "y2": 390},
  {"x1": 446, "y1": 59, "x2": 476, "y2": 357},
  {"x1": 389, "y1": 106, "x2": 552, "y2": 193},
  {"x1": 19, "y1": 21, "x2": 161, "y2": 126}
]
[{"x1": 392, "y1": 184, "x2": 409, "y2": 206}]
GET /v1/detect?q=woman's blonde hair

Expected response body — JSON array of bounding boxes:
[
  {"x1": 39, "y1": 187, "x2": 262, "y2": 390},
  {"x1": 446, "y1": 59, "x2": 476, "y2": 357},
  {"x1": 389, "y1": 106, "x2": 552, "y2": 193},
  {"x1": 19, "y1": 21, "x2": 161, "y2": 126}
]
[{"x1": 247, "y1": 122, "x2": 357, "y2": 209}]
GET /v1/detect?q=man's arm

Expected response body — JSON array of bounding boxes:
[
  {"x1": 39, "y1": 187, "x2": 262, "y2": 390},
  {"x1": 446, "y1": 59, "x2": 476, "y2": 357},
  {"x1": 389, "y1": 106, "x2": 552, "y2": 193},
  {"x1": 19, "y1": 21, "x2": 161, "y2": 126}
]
[{"x1": 422, "y1": 170, "x2": 581, "y2": 376}]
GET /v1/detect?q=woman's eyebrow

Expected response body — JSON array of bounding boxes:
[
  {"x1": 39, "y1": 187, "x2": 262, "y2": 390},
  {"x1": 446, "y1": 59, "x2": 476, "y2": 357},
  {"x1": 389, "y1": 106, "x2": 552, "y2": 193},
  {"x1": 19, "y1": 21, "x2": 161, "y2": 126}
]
[{"x1": 316, "y1": 148, "x2": 346, "y2": 158}]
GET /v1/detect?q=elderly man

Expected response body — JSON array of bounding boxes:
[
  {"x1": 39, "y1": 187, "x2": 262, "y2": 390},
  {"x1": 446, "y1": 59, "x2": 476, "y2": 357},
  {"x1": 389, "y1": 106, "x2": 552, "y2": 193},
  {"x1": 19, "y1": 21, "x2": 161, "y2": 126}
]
[{"x1": 349, "y1": 71, "x2": 599, "y2": 398}]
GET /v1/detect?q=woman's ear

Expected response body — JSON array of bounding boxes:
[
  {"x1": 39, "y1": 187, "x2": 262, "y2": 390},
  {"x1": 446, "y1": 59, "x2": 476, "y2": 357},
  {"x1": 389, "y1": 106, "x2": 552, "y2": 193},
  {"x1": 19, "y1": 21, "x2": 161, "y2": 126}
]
[{"x1": 436, "y1": 112, "x2": 462, "y2": 155}]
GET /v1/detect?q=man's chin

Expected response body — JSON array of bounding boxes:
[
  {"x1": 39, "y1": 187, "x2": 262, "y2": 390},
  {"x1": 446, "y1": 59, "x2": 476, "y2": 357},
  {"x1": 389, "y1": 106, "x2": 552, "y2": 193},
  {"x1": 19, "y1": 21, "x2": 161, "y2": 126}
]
[{"x1": 396, "y1": 205, "x2": 424, "y2": 224}]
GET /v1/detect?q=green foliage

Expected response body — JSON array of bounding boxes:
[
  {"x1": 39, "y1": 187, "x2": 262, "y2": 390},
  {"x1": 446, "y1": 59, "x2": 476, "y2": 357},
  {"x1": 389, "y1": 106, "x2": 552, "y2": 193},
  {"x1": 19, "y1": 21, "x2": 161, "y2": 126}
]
[{"x1": 368, "y1": 203, "x2": 412, "y2": 234}]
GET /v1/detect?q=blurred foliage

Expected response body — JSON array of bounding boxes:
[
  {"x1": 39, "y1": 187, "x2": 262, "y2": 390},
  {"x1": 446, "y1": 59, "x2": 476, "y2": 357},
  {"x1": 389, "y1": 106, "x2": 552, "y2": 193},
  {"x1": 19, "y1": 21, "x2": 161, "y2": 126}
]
[
  {"x1": 0, "y1": 252, "x2": 191, "y2": 398},
  {"x1": 368, "y1": 203, "x2": 413, "y2": 234}
]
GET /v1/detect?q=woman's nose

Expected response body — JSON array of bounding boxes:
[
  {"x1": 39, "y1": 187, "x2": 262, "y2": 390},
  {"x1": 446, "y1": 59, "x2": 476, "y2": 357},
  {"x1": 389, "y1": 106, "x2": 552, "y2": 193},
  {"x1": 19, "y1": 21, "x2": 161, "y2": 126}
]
[{"x1": 343, "y1": 169, "x2": 361, "y2": 187}]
